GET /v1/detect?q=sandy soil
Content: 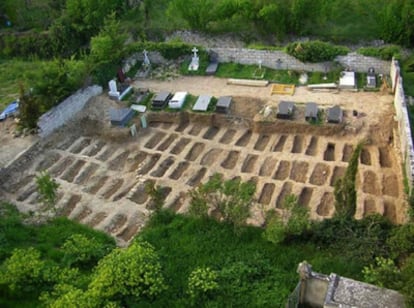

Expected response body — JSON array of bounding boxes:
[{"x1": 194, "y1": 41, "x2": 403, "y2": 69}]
[{"x1": 0, "y1": 76, "x2": 408, "y2": 246}]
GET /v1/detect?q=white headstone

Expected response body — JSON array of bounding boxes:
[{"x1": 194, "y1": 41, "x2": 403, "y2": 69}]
[
  {"x1": 258, "y1": 60, "x2": 262, "y2": 70},
  {"x1": 189, "y1": 47, "x2": 199, "y2": 71},
  {"x1": 108, "y1": 80, "x2": 120, "y2": 100}
]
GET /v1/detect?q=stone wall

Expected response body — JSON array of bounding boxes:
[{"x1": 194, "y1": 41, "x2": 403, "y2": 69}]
[
  {"x1": 123, "y1": 47, "x2": 390, "y2": 75},
  {"x1": 391, "y1": 59, "x2": 414, "y2": 187},
  {"x1": 209, "y1": 48, "x2": 390, "y2": 74},
  {"x1": 37, "y1": 85, "x2": 103, "y2": 138}
]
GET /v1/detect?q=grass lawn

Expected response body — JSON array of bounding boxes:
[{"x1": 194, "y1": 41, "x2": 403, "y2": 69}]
[{"x1": 0, "y1": 59, "x2": 45, "y2": 110}]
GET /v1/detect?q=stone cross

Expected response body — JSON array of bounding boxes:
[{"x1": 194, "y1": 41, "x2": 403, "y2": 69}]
[
  {"x1": 143, "y1": 49, "x2": 150, "y2": 66},
  {"x1": 192, "y1": 47, "x2": 198, "y2": 58}
]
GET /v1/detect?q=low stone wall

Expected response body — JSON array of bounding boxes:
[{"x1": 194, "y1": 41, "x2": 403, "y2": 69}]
[
  {"x1": 391, "y1": 59, "x2": 414, "y2": 188},
  {"x1": 210, "y1": 48, "x2": 390, "y2": 74},
  {"x1": 37, "y1": 85, "x2": 103, "y2": 138},
  {"x1": 124, "y1": 47, "x2": 390, "y2": 75}
]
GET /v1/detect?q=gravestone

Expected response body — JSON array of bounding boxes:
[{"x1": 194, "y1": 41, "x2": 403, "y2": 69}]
[
  {"x1": 137, "y1": 50, "x2": 151, "y2": 79},
  {"x1": 108, "y1": 80, "x2": 120, "y2": 100},
  {"x1": 188, "y1": 47, "x2": 199, "y2": 71}
]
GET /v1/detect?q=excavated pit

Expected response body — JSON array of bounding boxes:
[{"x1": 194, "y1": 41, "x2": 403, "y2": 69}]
[
  {"x1": 289, "y1": 161, "x2": 309, "y2": 183},
  {"x1": 316, "y1": 192, "x2": 334, "y2": 216},
  {"x1": 169, "y1": 161, "x2": 190, "y2": 180},
  {"x1": 276, "y1": 182, "x2": 293, "y2": 208},
  {"x1": 258, "y1": 183, "x2": 275, "y2": 205},
  {"x1": 157, "y1": 134, "x2": 178, "y2": 151},
  {"x1": 241, "y1": 154, "x2": 258, "y2": 173},
  {"x1": 170, "y1": 138, "x2": 191, "y2": 155},
  {"x1": 203, "y1": 126, "x2": 219, "y2": 140},
  {"x1": 144, "y1": 132, "x2": 167, "y2": 149},
  {"x1": 259, "y1": 157, "x2": 278, "y2": 176},
  {"x1": 274, "y1": 161, "x2": 291, "y2": 181},
  {"x1": 305, "y1": 137, "x2": 318, "y2": 156},
  {"x1": 221, "y1": 151, "x2": 240, "y2": 169},
  {"x1": 360, "y1": 148, "x2": 372, "y2": 165},
  {"x1": 185, "y1": 142, "x2": 205, "y2": 161},
  {"x1": 235, "y1": 130, "x2": 252, "y2": 147},
  {"x1": 323, "y1": 143, "x2": 335, "y2": 161},
  {"x1": 273, "y1": 135, "x2": 287, "y2": 152},
  {"x1": 254, "y1": 134, "x2": 271, "y2": 151},
  {"x1": 298, "y1": 187, "x2": 313, "y2": 207},
  {"x1": 61, "y1": 160, "x2": 86, "y2": 183},
  {"x1": 108, "y1": 151, "x2": 130, "y2": 171},
  {"x1": 291, "y1": 135, "x2": 304, "y2": 154},
  {"x1": 219, "y1": 129, "x2": 236, "y2": 144},
  {"x1": 309, "y1": 163, "x2": 331, "y2": 186},
  {"x1": 342, "y1": 144, "x2": 354, "y2": 162}
]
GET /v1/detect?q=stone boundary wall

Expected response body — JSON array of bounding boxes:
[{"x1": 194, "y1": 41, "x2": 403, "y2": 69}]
[
  {"x1": 210, "y1": 48, "x2": 390, "y2": 74},
  {"x1": 391, "y1": 59, "x2": 414, "y2": 188},
  {"x1": 124, "y1": 48, "x2": 390, "y2": 75},
  {"x1": 37, "y1": 85, "x2": 103, "y2": 138}
]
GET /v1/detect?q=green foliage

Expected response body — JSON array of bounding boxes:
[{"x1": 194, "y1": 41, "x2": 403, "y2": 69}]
[
  {"x1": 0, "y1": 247, "x2": 45, "y2": 293},
  {"x1": 387, "y1": 223, "x2": 414, "y2": 261},
  {"x1": 61, "y1": 234, "x2": 112, "y2": 268},
  {"x1": 18, "y1": 85, "x2": 41, "y2": 129},
  {"x1": 286, "y1": 41, "x2": 349, "y2": 62},
  {"x1": 36, "y1": 171, "x2": 60, "y2": 212},
  {"x1": 311, "y1": 214, "x2": 393, "y2": 263},
  {"x1": 362, "y1": 257, "x2": 401, "y2": 289},
  {"x1": 137, "y1": 211, "x2": 366, "y2": 307},
  {"x1": 188, "y1": 173, "x2": 256, "y2": 232},
  {"x1": 187, "y1": 267, "x2": 219, "y2": 302},
  {"x1": 357, "y1": 45, "x2": 401, "y2": 60},
  {"x1": 145, "y1": 181, "x2": 165, "y2": 211},
  {"x1": 263, "y1": 194, "x2": 310, "y2": 244},
  {"x1": 0, "y1": 32, "x2": 56, "y2": 59},
  {"x1": 89, "y1": 240, "x2": 166, "y2": 301},
  {"x1": 379, "y1": 0, "x2": 414, "y2": 47},
  {"x1": 334, "y1": 142, "x2": 363, "y2": 219},
  {"x1": 90, "y1": 13, "x2": 127, "y2": 68}
]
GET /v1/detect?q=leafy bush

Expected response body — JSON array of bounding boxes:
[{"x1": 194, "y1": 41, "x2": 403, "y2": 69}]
[
  {"x1": 357, "y1": 45, "x2": 401, "y2": 60},
  {"x1": 128, "y1": 41, "x2": 203, "y2": 60},
  {"x1": 286, "y1": 40, "x2": 349, "y2": 62}
]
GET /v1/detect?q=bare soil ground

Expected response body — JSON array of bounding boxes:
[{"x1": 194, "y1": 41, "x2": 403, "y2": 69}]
[{"x1": 0, "y1": 76, "x2": 408, "y2": 245}]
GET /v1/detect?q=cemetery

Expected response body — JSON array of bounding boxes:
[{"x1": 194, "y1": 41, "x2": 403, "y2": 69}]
[{"x1": 0, "y1": 67, "x2": 407, "y2": 246}]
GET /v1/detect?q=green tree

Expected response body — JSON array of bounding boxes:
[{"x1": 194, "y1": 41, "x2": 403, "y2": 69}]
[
  {"x1": 263, "y1": 194, "x2": 310, "y2": 244},
  {"x1": 334, "y1": 142, "x2": 363, "y2": 219},
  {"x1": 61, "y1": 234, "x2": 111, "y2": 268},
  {"x1": 188, "y1": 173, "x2": 256, "y2": 232},
  {"x1": 0, "y1": 247, "x2": 45, "y2": 293},
  {"x1": 88, "y1": 240, "x2": 166, "y2": 302},
  {"x1": 168, "y1": 0, "x2": 217, "y2": 31},
  {"x1": 18, "y1": 84, "x2": 41, "y2": 129},
  {"x1": 187, "y1": 267, "x2": 219, "y2": 303},
  {"x1": 362, "y1": 257, "x2": 401, "y2": 289},
  {"x1": 36, "y1": 171, "x2": 60, "y2": 212}
]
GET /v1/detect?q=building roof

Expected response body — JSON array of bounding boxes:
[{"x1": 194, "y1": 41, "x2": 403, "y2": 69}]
[
  {"x1": 305, "y1": 102, "x2": 318, "y2": 118},
  {"x1": 327, "y1": 105, "x2": 343, "y2": 122},
  {"x1": 278, "y1": 101, "x2": 295, "y2": 115},
  {"x1": 216, "y1": 96, "x2": 232, "y2": 109},
  {"x1": 193, "y1": 95, "x2": 212, "y2": 111}
]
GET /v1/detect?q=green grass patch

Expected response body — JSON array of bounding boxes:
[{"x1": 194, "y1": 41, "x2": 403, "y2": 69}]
[
  {"x1": 0, "y1": 59, "x2": 45, "y2": 109},
  {"x1": 136, "y1": 210, "x2": 365, "y2": 307}
]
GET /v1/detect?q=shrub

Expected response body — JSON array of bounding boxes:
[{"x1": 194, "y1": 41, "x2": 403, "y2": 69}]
[
  {"x1": 286, "y1": 40, "x2": 349, "y2": 62},
  {"x1": 127, "y1": 41, "x2": 205, "y2": 60},
  {"x1": 357, "y1": 45, "x2": 401, "y2": 60}
]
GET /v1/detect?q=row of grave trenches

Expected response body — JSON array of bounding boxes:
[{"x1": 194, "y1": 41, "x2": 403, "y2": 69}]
[
  {"x1": 3, "y1": 119, "x2": 404, "y2": 244},
  {"x1": 148, "y1": 121, "x2": 395, "y2": 168}
]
